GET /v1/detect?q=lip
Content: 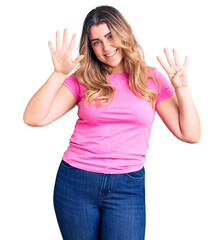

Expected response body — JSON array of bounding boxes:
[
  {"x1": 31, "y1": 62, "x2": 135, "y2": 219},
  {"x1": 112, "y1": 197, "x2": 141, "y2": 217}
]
[{"x1": 104, "y1": 49, "x2": 118, "y2": 59}]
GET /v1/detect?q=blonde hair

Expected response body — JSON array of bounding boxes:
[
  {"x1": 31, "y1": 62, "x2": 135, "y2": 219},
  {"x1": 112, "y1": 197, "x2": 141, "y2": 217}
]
[{"x1": 75, "y1": 5, "x2": 160, "y2": 110}]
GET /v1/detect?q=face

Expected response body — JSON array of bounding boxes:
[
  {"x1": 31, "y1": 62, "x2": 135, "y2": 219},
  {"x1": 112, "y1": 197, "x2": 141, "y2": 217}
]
[{"x1": 89, "y1": 23, "x2": 125, "y2": 74}]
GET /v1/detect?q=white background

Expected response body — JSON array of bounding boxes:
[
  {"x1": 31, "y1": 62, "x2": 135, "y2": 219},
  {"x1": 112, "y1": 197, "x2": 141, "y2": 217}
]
[{"x1": 1, "y1": 0, "x2": 223, "y2": 239}]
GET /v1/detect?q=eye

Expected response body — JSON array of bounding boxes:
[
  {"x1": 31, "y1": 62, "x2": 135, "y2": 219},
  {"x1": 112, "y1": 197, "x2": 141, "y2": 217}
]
[
  {"x1": 108, "y1": 34, "x2": 113, "y2": 39},
  {"x1": 93, "y1": 41, "x2": 100, "y2": 46}
]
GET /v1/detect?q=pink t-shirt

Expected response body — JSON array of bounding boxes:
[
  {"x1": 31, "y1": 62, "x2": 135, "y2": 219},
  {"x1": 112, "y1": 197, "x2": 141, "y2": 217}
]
[{"x1": 62, "y1": 68, "x2": 175, "y2": 174}]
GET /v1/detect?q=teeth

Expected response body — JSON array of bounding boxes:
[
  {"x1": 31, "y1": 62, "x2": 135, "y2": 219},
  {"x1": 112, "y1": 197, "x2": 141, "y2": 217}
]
[{"x1": 105, "y1": 50, "x2": 117, "y2": 57}]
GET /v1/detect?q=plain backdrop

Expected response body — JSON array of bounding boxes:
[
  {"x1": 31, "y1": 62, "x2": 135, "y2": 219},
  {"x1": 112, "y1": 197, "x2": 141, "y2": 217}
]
[{"x1": 1, "y1": 0, "x2": 223, "y2": 239}]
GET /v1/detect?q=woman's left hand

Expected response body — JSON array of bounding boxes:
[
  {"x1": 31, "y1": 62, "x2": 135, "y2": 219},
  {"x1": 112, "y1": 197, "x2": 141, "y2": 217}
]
[{"x1": 156, "y1": 48, "x2": 188, "y2": 89}]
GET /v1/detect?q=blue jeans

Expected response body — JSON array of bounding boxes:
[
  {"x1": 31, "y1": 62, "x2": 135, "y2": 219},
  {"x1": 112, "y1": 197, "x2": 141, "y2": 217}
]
[{"x1": 53, "y1": 159, "x2": 146, "y2": 240}]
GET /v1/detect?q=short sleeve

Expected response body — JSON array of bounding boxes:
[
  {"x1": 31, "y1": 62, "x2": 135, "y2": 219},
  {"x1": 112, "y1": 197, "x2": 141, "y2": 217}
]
[
  {"x1": 63, "y1": 72, "x2": 80, "y2": 102},
  {"x1": 154, "y1": 69, "x2": 176, "y2": 105}
]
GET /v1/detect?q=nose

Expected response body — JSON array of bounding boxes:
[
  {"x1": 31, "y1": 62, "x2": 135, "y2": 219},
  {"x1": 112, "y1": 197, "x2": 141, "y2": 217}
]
[{"x1": 102, "y1": 41, "x2": 110, "y2": 52}]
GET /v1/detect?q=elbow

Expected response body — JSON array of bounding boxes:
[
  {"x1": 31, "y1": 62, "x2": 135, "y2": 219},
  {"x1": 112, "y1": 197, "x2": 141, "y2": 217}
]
[
  {"x1": 185, "y1": 138, "x2": 200, "y2": 144},
  {"x1": 23, "y1": 114, "x2": 31, "y2": 126},
  {"x1": 23, "y1": 115, "x2": 45, "y2": 127},
  {"x1": 180, "y1": 133, "x2": 201, "y2": 144},
  {"x1": 23, "y1": 120, "x2": 44, "y2": 127},
  {"x1": 177, "y1": 125, "x2": 201, "y2": 144},
  {"x1": 23, "y1": 107, "x2": 47, "y2": 127}
]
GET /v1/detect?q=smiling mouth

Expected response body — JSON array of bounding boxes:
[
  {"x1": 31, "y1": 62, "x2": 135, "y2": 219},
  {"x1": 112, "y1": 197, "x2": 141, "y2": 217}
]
[{"x1": 104, "y1": 49, "x2": 118, "y2": 58}]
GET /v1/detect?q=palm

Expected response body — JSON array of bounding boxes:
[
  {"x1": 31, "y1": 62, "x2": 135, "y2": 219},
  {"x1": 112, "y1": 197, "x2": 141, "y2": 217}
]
[
  {"x1": 48, "y1": 29, "x2": 84, "y2": 75},
  {"x1": 51, "y1": 50, "x2": 74, "y2": 74}
]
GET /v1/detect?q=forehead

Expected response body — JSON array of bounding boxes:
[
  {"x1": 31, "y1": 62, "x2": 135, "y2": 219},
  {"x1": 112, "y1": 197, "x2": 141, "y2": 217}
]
[{"x1": 89, "y1": 22, "x2": 110, "y2": 39}]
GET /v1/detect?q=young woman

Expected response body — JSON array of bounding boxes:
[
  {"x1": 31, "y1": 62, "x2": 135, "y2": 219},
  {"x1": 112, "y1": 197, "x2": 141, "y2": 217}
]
[{"x1": 23, "y1": 5, "x2": 201, "y2": 240}]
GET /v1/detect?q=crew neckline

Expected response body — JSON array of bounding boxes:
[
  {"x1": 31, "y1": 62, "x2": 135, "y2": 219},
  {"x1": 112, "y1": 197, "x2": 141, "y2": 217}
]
[
  {"x1": 109, "y1": 72, "x2": 129, "y2": 75},
  {"x1": 108, "y1": 72, "x2": 129, "y2": 80}
]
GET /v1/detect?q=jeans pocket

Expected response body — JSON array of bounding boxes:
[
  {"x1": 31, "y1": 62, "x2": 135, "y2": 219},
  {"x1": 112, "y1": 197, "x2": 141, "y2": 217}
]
[
  {"x1": 126, "y1": 166, "x2": 145, "y2": 180},
  {"x1": 61, "y1": 160, "x2": 77, "y2": 169}
]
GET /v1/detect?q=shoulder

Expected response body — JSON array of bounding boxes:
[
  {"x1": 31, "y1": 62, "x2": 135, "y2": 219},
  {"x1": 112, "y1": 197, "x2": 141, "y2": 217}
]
[
  {"x1": 146, "y1": 66, "x2": 165, "y2": 81},
  {"x1": 146, "y1": 66, "x2": 172, "y2": 90},
  {"x1": 64, "y1": 72, "x2": 83, "y2": 88},
  {"x1": 63, "y1": 72, "x2": 81, "y2": 92},
  {"x1": 146, "y1": 66, "x2": 157, "y2": 76},
  {"x1": 65, "y1": 72, "x2": 79, "y2": 82},
  {"x1": 145, "y1": 66, "x2": 160, "y2": 92}
]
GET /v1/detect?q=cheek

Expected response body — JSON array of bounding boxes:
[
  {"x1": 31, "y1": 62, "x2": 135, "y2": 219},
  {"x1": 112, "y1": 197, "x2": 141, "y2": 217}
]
[{"x1": 93, "y1": 49, "x2": 103, "y2": 59}]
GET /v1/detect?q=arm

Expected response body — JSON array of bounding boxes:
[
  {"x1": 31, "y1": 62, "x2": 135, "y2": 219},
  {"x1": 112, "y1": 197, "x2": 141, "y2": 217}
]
[
  {"x1": 23, "y1": 28, "x2": 84, "y2": 127},
  {"x1": 155, "y1": 48, "x2": 201, "y2": 143},
  {"x1": 23, "y1": 72, "x2": 80, "y2": 127},
  {"x1": 156, "y1": 89, "x2": 201, "y2": 143},
  {"x1": 23, "y1": 71, "x2": 68, "y2": 126}
]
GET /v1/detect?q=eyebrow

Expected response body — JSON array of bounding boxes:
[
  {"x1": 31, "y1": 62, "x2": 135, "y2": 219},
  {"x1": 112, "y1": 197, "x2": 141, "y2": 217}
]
[{"x1": 89, "y1": 32, "x2": 111, "y2": 43}]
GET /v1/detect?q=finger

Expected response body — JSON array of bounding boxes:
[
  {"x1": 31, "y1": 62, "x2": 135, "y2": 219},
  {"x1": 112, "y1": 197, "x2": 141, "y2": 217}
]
[
  {"x1": 62, "y1": 28, "x2": 68, "y2": 49},
  {"x1": 164, "y1": 48, "x2": 175, "y2": 67},
  {"x1": 182, "y1": 56, "x2": 188, "y2": 70},
  {"x1": 56, "y1": 30, "x2": 61, "y2": 51},
  {"x1": 48, "y1": 40, "x2": 55, "y2": 54},
  {"x1": 173, "y1": 48, "x2": 181, "y2": 67},
  {"x1": 68, "y1": 33, "x2": 76, "y2": 53},
  {"x1": 156, "y1": 55, "x2": 171, "y2": 73}
]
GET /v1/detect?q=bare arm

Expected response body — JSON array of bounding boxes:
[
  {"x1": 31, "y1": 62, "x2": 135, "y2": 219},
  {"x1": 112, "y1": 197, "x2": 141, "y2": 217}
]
[
  {"x1": 156, "y1": 48, "x2": 201, "y2": 143},
  {"x1": 156, "y1": 91, "x2": 201, "y2": 143},
  {"x1": 23, "y1": 28, "x2": 84, "y2": 127},
  {"x1": 23, "y1": 71, "x2": 68, "y2": 126}
]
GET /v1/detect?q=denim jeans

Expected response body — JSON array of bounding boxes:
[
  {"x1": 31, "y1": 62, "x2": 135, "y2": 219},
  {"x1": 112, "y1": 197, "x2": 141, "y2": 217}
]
[{"x1": 53, "y1": 159, "x2": 146, "y2": 240}]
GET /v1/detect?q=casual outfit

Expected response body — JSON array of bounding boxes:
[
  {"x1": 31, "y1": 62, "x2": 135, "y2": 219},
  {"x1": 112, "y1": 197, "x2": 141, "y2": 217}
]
[
  {"x1": 61, "y1": 68, "x2": 175, "y2": 174},
  {"x1": 53, "y1": 68, "x2": 175, "y2": 239}
]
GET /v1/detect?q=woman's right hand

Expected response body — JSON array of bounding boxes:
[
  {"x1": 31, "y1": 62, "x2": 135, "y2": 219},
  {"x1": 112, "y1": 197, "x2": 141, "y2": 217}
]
[{"x1": 48, "y1": 28, "x2": 84, "y2": 75}]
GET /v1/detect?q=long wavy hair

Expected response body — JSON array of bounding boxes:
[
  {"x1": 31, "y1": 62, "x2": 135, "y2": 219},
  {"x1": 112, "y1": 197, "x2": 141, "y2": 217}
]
[{"x1": 75, "y1": 5, "x2": 160, "y2": 110}]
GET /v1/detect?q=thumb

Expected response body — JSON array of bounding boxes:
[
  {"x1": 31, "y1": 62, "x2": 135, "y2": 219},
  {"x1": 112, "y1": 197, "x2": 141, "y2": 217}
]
[
  {"x1": 73, "y1": 55, "x2": 84, "y2": 66},
  {"x1": 173, "y1": 69, "x2": 183, "y2": 81}
]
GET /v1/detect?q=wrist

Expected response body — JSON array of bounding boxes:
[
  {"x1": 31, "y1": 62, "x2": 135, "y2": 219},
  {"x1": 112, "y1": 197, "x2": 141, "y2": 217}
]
[
  {"x1": 174, "y1": 85, "x2": 189, "y2": 93},
  {"x1": 53, "y1": 70, "x2": 68, "y2": 76},
  {"x1": 53, "y1": 71, "x2": 68, "y2": 77},
  {"x1": 174, "y1": 86, "x2": 191, "y2": 101},
  {"x1": 50, "y1": 71, "x2": 69, "y2": 83}
]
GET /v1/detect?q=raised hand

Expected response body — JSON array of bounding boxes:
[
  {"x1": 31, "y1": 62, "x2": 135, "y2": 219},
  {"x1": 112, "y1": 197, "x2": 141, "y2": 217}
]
[
  {"x1": 156, "y1": 48, "x2": 188, "y2": 89},
  {"x1": 48, "y1": 29, "x2": 84, "y2": 75}
]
